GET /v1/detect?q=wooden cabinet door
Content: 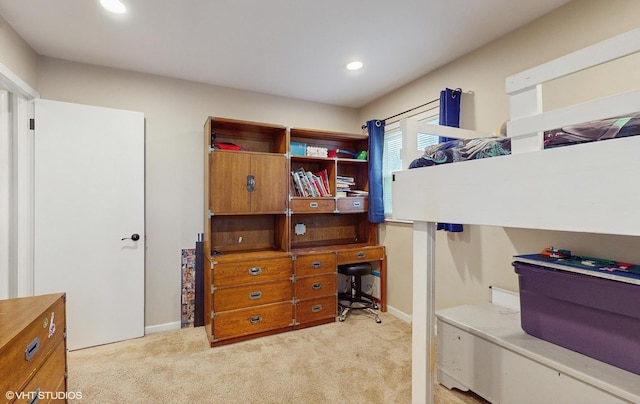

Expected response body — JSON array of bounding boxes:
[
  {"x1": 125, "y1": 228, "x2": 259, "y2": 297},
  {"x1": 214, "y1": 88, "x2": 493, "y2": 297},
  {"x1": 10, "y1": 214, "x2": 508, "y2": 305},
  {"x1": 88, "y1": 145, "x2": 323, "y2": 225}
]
[
  {"x1": 209, "y1": 151, "x2": 251, "y2": 214},
  {"x1": 251, "y1": 153, "x2": 288, "y2": 213}
]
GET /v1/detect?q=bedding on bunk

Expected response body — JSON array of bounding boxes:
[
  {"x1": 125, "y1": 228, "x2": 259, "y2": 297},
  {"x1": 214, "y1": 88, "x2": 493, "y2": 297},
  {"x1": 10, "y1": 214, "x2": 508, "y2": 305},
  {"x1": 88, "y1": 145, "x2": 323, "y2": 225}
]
[
  {"x1": 543, "y1": 112, "x2": 640, "y2": 148},
  {"x1": 408, "y1": 136, "x2": 511, "y2": 168}
]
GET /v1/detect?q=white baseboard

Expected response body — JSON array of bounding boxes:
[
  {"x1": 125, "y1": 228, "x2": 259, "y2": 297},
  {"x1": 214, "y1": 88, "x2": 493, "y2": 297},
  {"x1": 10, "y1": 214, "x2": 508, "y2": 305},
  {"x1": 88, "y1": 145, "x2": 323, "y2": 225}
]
[
  {"x1": 386, "y1": 305, "x2": 412, "y2": 323},
  {"x1": 145, "y1": 321, "x2": 181, "y2": 335},
  {"x1": 489, "y1": 286, "x2": 520, "y2": 311}
]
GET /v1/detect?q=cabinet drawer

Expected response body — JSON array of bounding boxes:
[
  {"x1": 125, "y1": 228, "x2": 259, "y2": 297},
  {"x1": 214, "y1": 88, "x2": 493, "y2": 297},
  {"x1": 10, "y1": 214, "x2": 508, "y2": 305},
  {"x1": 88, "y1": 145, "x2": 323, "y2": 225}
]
[
  {"x1": 296, "y1": 295, "x2": 337, "y2": 325},
  {"x1": 295, "y1": 274, "x2": 337, "y2": 300},
  {"x1": 212, "y1": 302, "x2": 293, "y2": 341},
  {"x1": 336, "y1": 246, "x2": 385, "y2": 264},
  {"x1": 213, "y1": 280, "x2": 293, "y2": 312},
  {"x1": 19, "y1": 338, "x2": 67, "y2": 403},
  {"x1": 0, "y1": 295, "x2": 66, "y2": 396},
  {"x1": 212, "y1": 257, "x2": 292, "y2": 287},
  {"x1": 336, "y1": 197, "x2": 367, "y2": 213},
  {"x1": 290, "y1": 198, "x2": 335, "y2": 214},
  {"x1": 294, "y1": 252, "x2": 336, "y2": 277}
]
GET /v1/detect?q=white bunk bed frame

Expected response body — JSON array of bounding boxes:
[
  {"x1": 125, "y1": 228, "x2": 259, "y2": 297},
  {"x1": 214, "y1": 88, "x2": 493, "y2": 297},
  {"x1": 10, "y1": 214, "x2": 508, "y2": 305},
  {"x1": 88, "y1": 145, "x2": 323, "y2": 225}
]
[{"x1": 392, "y1": 28, "x2": 640, "y2": 404}]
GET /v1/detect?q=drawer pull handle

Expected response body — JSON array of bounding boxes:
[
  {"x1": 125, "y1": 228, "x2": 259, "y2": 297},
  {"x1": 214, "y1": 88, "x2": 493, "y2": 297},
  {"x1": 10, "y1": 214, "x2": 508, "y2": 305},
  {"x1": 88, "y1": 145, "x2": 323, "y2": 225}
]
[
  {"x1": 246, "y1": 174, "x2": 255, "y2": 192},
  {"x1": 28, "y1": 388, "x2": 41, "y2": 404},
  {"x1": 311, "y1": 304, "x2": 323, "y2": 313},
  {"x1": 309, "y1": 202, "x2": 318, "y2": 208},
  {"x1": 311, "y1": 283, "x2": 322, "y2": 290},
  {"x1": 248, "y1": 267, "x2": 263, "y2": 276},
  {"x1": 356, "y1": 252, "x2": 366, "y2": 259},
  {"x1": 25, "y1": 337, "x2": 40, "y2": 361},
  {"x1": 311, "y1": 261, "x2": 322, "y2": 268},
  {"x1": 353, "y1": 201, "x2": 361, "y2": 207},
  {"x1": 249, "y1": 291, "x2": 262, "y2": 300},
  {"x1": 249, "y1": 315, "x2": 262, "y2": 324}
]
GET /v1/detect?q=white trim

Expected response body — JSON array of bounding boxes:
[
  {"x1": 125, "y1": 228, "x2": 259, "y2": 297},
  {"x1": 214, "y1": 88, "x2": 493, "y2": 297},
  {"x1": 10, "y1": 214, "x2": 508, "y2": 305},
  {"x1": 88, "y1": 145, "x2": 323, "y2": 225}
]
[
  {"x1": 145, "y1": 321, "x2": 182, "y2": 335},
  {"x1": 0, "y1": 90, "x2": 10, "y2": 299},
  {"x1": 489, "y1": 286, "x2": 520, "y2": 311},
  {"x1": 0, "y1": 63, "x2": 39, "y2": 100},
  {"x1": 385, "y1": 305, "x2": 412, "y2": 323},
  {"x1": 0, "y1": 63, "x2": 38, "y2": 299},
  {"x1": 15, "y1": 98, "x2": 34, "y2": 297}
]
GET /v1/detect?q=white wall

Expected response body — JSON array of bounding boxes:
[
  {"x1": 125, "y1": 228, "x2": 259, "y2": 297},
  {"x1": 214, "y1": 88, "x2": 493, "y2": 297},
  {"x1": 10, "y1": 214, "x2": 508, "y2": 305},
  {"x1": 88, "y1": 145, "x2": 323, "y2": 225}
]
[
  {"x1": 364, "y1": 0, "x2": 640, "y2": 315},
  {"x1": 36, "y1": 57, "x2": 360, "y2": 327}
]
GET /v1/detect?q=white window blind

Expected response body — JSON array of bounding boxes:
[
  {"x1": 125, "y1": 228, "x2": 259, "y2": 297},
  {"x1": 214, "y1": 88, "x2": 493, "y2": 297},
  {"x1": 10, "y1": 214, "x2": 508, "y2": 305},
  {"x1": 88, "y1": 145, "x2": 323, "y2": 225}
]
[{"x1": 382, "y1": 116, "x2": 440, "y2": 217}]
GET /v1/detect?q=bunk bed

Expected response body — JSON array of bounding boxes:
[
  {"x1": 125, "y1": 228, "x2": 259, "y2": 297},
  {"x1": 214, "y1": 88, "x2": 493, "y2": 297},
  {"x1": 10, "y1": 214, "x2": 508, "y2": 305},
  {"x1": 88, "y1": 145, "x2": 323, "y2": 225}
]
[{"x1": 392, "y1": 28, "x2": 640, "y2": 404}]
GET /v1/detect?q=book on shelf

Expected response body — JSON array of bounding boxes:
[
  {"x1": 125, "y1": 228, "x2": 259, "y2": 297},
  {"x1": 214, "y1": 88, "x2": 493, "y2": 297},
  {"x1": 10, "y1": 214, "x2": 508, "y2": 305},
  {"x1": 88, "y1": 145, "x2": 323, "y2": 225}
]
[
  {"x1": 291, "y1": 167, "x2": 331, "y2": 197},
  {"x1": 346, "y1": 190, "x2": 368, "y2": 196}
]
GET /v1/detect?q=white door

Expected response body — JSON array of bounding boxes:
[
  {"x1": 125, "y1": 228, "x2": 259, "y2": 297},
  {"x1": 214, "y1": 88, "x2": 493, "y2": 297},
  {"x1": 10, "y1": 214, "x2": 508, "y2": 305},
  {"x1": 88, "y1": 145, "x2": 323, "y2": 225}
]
[{"x1": 34, "y1": 99, "x2": 145, "y2": 350}]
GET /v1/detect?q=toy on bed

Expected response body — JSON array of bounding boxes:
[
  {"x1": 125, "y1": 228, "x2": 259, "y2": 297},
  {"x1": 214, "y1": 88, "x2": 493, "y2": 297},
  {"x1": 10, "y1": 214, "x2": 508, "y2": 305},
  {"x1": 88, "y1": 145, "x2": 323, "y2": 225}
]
[
  {"x1": 543, "y1": 111, "x2": 640, "y2": 148},
  {"x1": 408, "y1": 136, "x2": 511, "y2": 168}
]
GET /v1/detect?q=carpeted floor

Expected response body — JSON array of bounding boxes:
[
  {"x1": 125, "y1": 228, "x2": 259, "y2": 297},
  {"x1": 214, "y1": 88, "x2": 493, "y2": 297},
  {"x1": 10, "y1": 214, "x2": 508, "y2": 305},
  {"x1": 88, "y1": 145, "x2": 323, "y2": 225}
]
[{"x1": 67, "y1": 310, "x2": 487, "y2": 403}]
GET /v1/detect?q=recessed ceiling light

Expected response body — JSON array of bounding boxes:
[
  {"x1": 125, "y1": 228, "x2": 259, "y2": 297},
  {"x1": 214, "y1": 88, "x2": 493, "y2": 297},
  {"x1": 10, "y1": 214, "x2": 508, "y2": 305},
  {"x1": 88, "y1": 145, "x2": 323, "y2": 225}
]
[
  {"x1": 100, "y1": 0, "x2": 126, "y2": 14},
  {"x1": 346, "y1": 61, "x2": 363, "y2": 71}
]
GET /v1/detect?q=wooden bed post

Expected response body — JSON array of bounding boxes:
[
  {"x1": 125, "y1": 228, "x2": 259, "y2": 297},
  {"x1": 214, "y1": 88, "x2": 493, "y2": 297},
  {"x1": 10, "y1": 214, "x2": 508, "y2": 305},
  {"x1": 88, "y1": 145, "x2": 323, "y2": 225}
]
[{"x1": 412, "y1": 220, "x2": 436, "y2": 404}]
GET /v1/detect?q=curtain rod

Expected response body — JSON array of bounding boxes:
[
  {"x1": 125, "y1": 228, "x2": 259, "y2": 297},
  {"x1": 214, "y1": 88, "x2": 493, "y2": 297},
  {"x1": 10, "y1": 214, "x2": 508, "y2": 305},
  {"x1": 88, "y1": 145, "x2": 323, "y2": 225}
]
[{"x1": 361, "y1": 88, "x2": 465, "y2": 130}]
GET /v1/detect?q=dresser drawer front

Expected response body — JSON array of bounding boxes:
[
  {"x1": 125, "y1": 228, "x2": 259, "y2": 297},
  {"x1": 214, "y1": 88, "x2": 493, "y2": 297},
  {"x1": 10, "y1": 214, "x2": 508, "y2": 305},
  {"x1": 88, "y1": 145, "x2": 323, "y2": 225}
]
[
  {"x1": 213, "y1": 280, "x2": 293, "y2": 312},
  {"x1": 296, "y1": 296, "x2": 337, "y2": 324},
  {"x1": 0, "y1": 295, "x2": 66, "y2": 395},
  {"x1": 294, "y1": 253, "x2": 336, "y2": 277},
  {"x1": 212, "y1": 302, "x2": 293, "y2": 341},
  {"x1": 19, "y1": 338, "x2": 67, "y2": 402},
  {"x1": 290, "y1": 198, "x2": 335, "y2": 213},
  {"x1": 295, "y1": 274, "x2": 337, "y2": 300},
  {"x1": 212, "y1": 257, "x2": 292, "y2": 287},
  {"x1": 336, "y1": 197, "x2": 368, "y2": 212},
  {"x1": 336, "y1": 246, "x2": 385, "y2": 264}
]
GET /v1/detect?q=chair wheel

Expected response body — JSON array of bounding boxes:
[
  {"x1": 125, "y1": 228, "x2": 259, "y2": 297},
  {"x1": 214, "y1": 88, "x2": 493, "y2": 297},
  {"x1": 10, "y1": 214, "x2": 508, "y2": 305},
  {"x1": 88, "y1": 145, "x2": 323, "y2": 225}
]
[
  {"x1": 376, "y1": 318, "x2": 382, "y2": 324},
  {"x1": 372, "y1": 303, "x2": 379, "y2": 310},
  {"x1": 338, "y1": 316, "x2": 346, "y2": 322}
]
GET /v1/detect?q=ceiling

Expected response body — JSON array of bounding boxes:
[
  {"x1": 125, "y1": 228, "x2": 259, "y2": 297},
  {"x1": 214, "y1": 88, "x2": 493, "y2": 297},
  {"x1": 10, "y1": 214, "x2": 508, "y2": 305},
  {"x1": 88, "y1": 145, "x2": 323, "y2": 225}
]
[{"x1": 0, "y1": 0, "x2": 571, "y2": 108}]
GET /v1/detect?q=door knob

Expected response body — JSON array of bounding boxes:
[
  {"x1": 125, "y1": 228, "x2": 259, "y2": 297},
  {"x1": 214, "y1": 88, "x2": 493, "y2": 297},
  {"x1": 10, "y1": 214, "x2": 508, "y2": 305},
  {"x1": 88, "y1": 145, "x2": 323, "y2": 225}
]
[{"x1": 121, "y1": 233, "x2": 140, "y2": 241}]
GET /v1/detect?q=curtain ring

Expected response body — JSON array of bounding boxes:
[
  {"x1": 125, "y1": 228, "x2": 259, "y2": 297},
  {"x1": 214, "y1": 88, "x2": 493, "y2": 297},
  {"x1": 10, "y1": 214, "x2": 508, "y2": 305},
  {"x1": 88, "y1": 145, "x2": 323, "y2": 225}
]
[
  {"x1": 375, "y1": 120, "x2": 382, "y2": 127},
  {"x1": 451, "y1": 88, "x2": 462, "y2": 99}
]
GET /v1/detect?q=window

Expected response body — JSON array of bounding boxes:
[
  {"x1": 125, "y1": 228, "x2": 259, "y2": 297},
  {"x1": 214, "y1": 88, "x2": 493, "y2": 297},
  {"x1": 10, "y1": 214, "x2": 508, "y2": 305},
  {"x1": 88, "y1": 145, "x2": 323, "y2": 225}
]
[{"x1": 382, "y1": 116, "x2": 439, "y2": 218}]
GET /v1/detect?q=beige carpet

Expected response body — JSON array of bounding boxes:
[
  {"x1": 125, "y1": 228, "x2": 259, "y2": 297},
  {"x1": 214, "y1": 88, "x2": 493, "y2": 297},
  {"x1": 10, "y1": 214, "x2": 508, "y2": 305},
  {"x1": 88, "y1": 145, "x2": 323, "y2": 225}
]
[{"x1": 67, "y1": 311, "x2": 487, "y2": 403}]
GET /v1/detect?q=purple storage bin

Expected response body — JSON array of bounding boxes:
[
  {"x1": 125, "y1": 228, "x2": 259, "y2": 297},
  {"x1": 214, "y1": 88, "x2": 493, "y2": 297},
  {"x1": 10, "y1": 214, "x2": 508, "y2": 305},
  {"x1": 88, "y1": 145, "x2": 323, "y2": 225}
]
[{"x1": 514, "y1": 261, "x2": 640, "y2": 375}]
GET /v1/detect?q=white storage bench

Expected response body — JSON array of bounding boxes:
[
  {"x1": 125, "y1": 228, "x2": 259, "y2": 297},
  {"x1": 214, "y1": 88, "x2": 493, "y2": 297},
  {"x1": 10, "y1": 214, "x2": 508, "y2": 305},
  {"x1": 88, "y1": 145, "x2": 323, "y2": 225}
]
[{"x1": 436, "y1": 303, "x2": 640, "y2": 403}]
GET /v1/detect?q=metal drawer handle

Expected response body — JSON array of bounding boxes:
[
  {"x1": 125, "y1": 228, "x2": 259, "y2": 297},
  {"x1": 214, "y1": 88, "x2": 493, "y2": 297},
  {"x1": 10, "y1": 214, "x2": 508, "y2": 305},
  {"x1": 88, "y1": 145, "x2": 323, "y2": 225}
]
[
  {"x1": 309, "y1": 202, "x2": 318, "y2": 208},
  {"x1": 353, "y1": 201, "x2": 361, "y2": 207},
  {"x1": 248, "y1": 267, "x2": 263, "y2": 276},
  {"x1": 25, "y1": 337, "x2": 40, "y2": 361},
  {"x1": 311, "y1": 304, "x2": 323, "y2": 313},
  {"x1": 356, "y1": 252, "x2": 366, "y2": 259},
  {"x1": 246, "y1": 174, "x2": 255, "y2": 192},
  {"x1": 249, "y1": 291, "x2": 262, "y2": 300},
  {"x1": 311, "y1": 283, "x2": 322, "y2": 290},
  {"x1": 311, "y1": 261, "x2": 322, "y2": 268},
  {"x1": 28, "y1": 388, "x2": 41, "y2": 404},
  {"x1": 249, "y1": 315, "x2": 262, "y2": 324}
]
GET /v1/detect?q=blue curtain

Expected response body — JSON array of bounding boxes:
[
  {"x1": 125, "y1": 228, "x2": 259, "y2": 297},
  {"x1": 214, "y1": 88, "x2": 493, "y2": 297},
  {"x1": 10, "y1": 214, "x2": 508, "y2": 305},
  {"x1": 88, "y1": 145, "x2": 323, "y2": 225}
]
[
  {"x1": 366, "y1": 119, "x2": 385, "y2": 223},
  {"x1": 439, "y1": 87, "x2": 461, "y2": 142},
  {"x1": 438, "y1": 88, "x2": 463, "y2": 232}
]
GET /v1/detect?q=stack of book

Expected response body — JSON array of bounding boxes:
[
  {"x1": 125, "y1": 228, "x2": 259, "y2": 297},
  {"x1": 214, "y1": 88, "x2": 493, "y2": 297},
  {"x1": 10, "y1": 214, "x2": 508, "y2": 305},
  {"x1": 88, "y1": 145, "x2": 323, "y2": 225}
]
[
  {"x1": 336, "y1": 175, "x2": 354, "y2": 197},
  {"x1": 291, "y1": 168, "x2": 331, "y2": 197}
]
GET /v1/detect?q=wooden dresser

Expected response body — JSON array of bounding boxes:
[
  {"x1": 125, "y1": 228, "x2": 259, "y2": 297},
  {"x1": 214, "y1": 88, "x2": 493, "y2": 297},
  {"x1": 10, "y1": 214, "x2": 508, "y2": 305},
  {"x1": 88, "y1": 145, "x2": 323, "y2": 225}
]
[
  {"x1": 0, "y1": 293, "x2": 67, "y2": 404},
  {"x1": 203, "y1": 117, "x2": 386, "y2": 346}
]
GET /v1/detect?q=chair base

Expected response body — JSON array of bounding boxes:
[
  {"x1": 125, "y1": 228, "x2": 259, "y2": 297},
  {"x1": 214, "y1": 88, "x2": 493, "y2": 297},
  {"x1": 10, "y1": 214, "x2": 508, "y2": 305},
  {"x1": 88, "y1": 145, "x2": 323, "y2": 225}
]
[{"x1": 338, "y1": 293, "x2": 382, "y2": 323}]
